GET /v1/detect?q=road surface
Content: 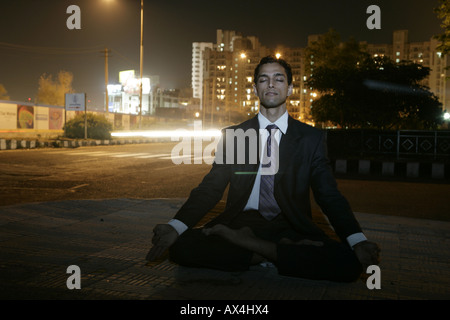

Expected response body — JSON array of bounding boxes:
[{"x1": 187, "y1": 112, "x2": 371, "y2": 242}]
[{"x1": 1, "y1": 142, "x2": 449, "y2": 221}]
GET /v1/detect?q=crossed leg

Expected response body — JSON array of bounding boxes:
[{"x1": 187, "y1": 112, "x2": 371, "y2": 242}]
[
  {"x1": 202, "y1": 224, "x2": 323, "y2": 262},
  {"x1": 169, "y1": 214, "x2": 362, "y2": 282}
]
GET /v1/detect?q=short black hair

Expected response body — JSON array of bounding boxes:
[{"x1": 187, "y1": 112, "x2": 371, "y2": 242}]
[{"x1": 253, "y1": 55, "x2": 293, "y2": 85}]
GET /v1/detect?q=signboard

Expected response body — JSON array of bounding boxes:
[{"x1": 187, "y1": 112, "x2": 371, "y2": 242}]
[
  {"x1": 65, "y1": 93, "x2": 86, "y2": 111},
  {"x1": 119, "y1": 70, "x2": 135, "y2": 85},
  {"x1": 17, "y1": 105, "x2": 34, "y2": 129},
  {"x1": 0, "y1": 103, "x2": 17, "y2": 129}
]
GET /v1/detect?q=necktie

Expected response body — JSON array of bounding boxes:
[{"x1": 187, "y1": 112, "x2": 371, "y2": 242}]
[{"x1": 259, "y1": 124, "x2": 281, "y2": 220}]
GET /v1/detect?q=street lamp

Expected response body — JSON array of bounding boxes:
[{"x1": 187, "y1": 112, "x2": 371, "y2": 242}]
[
  {"x1": 443, "y1": 111, "x2": 450, "y2": 129},
  {"x1": 101, "y1": 0, "x2": 143, "y2": 124},
  {"x1": 139, "y1": 0, "x2": 144, "y2": 129}
]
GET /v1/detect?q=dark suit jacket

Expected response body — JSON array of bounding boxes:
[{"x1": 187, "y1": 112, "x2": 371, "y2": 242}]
[{"x1": 173, "y1": 115, "x2": 363, "y2": 244}]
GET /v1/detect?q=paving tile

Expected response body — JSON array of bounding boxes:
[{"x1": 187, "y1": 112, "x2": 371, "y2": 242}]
[{"x1": 0, "y1": 198, "x2": 449, "y2": 300}]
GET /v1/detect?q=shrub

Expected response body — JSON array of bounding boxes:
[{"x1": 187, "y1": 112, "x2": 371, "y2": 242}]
[{"x1": 64, "y1": 113, "x2": 112, "y2": 140}]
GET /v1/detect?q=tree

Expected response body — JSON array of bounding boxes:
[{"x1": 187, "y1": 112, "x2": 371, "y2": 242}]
[
  {"x1": 304, "y1": 29, "x2": 370, "y2": 125},
  {"x1": 36, "y1": 71, "x2": 74, "y2": 106},
  {"x1": 305, "y1": 29, "x2": 370, "y2": 70},
  {"x1": 310, "y1": 56, "x2": 444, "y2": 129},
  {"x1": 64, "y1": 113, "x2": 112, "y2": 140},
  {"x1": 434, "y1": 0, "x2": 450, "y2": 56},
  {"x1": 0, "y1": 84, "x2": 10, "y2": 100}
]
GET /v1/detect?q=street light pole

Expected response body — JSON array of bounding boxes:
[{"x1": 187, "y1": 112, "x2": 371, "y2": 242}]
[
  {"x1": 139, "y1": 0, "x2": 144, "y2": 129},
  {"x1": 104, "y1": 47, "x2": 110, "y2": 116}
]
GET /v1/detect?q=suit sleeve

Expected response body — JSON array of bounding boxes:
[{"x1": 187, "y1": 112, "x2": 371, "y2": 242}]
[
  {"x1": 309, "y1": 131, "x2": 363, "y2": 243},
  {"x1": 172, "y1": 132, "x2": 231, "y2": 229}
]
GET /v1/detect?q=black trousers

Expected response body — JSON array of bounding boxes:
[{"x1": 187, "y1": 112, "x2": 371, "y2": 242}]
[{"x1": 169, "y1": 210, "x2": 363, "y2": 282}]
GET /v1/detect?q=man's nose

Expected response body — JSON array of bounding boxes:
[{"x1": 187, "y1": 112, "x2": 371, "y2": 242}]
[{"x1": 268, "y1": 79, "x2": 275, "y2": 88}]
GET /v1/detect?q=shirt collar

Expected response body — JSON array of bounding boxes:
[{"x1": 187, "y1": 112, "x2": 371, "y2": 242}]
[{"x1": 257, "y1": 111, "x2": 288, "y2": 134}]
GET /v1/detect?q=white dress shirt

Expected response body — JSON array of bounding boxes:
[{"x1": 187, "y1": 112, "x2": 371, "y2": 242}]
[
  {"x1": 243, "y1": 111, "x2": 287, "y2": 211},
  {"x1": 168, "y1": 111, "x2": 367, "y2": 248}
]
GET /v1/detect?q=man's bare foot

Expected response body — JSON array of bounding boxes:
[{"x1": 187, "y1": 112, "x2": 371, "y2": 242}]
[
  {"x1": 279, "y1": 238, "x2": 324, "y2": 247},
  {"x1": 203, "y1": 224, "x2": 277, "y2": 261},
  {"x1": 202, "y1": 224, "x2": 255, "y2": 244}
]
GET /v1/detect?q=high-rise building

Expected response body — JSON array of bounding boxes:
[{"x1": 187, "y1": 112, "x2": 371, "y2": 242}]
[{"x1": 192, "y1": 42, "x2": 213, "y2": 101}]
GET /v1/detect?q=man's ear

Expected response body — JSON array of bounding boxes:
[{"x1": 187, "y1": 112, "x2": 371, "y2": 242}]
[
  {"x1": 287, "y1": 84, "x2": 293, "y2": 96},
  {"x1": 253, "y1": 84, "x2": 258, "y2": 96}
]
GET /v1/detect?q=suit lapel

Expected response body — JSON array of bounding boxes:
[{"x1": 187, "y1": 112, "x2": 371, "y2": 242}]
[
  {"x1": 275, "y1": 116, "x2": 303, "y2": 184},
  {"x1": 233, "y1": 115, "x2": 259, "y2": 174}
]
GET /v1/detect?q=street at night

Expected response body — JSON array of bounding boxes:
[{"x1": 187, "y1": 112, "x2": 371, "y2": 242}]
[
  {"x1": 1, "y1": 142, "x2": 449, "y2": 221},
  {"x1": 0, "y1": 142, "x2": 208, "y2": 206}
]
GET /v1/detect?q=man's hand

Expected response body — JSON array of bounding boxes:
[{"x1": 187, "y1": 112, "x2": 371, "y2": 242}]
[
  {"x1": 146, "y1": 224, "x2": 179, "y2": 262},
  {"x1": 353, "y1": 240, "x2": 380, "y2": 270}
]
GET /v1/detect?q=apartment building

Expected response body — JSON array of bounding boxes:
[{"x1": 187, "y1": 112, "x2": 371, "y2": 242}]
[{"x1": 192, "y1": 42, "x2": 213, "y2": 100}]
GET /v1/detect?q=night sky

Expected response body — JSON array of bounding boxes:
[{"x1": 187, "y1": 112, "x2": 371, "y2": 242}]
[{"x1": 0, "y1": 0, "x2": 444, "y2": 109}]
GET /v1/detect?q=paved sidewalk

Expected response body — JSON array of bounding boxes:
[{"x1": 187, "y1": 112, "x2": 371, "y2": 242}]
[{"x1": 0, "y1": 198, "x2": 449, "y2": 300}]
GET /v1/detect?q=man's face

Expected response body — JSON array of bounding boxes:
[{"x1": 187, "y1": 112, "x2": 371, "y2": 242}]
[{"x1": 253, "y1": 62, "x2": 293, "y2": 109}]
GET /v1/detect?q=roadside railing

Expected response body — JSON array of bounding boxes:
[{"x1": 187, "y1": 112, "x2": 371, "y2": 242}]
[{"x1": 326, "y1": 129, "x2": 450, "y2": 162}]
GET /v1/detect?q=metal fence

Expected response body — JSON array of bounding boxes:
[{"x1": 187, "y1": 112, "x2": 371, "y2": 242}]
[{"x1": 325, "y1": 130, "x2": 450, "y2": 161}]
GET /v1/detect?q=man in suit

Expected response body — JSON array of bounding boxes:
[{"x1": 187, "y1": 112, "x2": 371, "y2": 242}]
[{"x1": 147, "y1": 56, "x2": 380, "y2": 282}]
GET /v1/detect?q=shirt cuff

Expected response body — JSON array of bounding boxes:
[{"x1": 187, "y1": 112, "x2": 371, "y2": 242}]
[
  {"x1": 168, "y1": 219, "x2": 188, "y2": 235},
  {"x1": 346, "y1": 232, "x2": 368, "y2": 248}
]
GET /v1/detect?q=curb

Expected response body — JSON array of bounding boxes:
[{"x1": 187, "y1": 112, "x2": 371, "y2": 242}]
[
  {"x1": 332, "y1": 158, "x2": 450, "y2": 181},
  {"x1": 0, "y1": 137, "x2": 173, "y2": 150}
]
